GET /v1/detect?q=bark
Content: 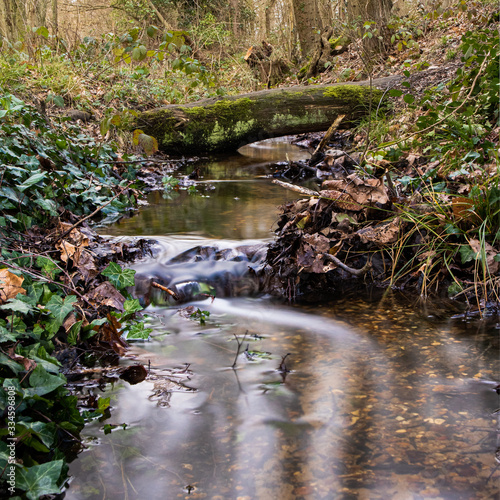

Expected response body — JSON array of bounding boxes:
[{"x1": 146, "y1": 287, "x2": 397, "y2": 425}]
[
  {"x1": 291, "y1": 0, "x2": 323, "y2": 57},
  {"x1": 132, "y1": 76, "x2": 398, "y2": 155},
  {"x1": 244, "y1": 41, "x2": 289, "y2": 87},
  {"x1": 347, "y1": 0, "x2": 393, "y2": 54}
]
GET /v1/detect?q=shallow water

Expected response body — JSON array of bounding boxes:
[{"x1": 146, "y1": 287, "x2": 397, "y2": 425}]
[{"x1": 67, "y1": 142, "x2": 499, "y2": 500}]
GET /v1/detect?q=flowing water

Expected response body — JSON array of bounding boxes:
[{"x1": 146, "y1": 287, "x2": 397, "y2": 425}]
[{"x1": 67, "y1": 140, "x2": 499, "y2": 500}]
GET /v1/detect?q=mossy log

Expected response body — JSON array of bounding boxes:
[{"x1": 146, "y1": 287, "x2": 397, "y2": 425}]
[{"x1": 133, "y1": 76, "x2": 399, "y2": 155}]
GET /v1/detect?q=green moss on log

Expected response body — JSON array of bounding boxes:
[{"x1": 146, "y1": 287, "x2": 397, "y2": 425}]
[{"x1": 133, "y1": 83, "x2": 387, "y2": 154}]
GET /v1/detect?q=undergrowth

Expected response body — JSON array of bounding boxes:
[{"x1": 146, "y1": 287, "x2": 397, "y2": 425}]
[{"x1": 0, "y1": 93, "x2": 151, "y2": 498}]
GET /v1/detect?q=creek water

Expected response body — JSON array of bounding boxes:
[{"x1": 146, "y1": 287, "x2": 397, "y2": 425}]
[{"x1": 67, "y1": 140, "x2": 499, "y2": 500}]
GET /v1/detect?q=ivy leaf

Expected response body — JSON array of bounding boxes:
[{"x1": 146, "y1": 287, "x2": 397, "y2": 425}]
[
  {"x1": 101, "y1": 262, "x2": 136, "y2": 290},
  {"x1": 16, "y1": 460, "x2": 64, "y2": 500},
  {"x1": 45, "y1": 295, "x2": 77, "y2": 330},
  {"x1": 459, "y1": 244, "x2": 477, "y2": 263},
  {"x1": 18, "y1": 171, "x2": 47, "y2": 192},
  {"x1": 19, "y1": 421, "x2": 57, "y2": 448},
  {"x1": 27, "y1": 365, "x2": 66, "y2": 396},
  {"x1": 0, "y1": 297, "x2": 35, "y2": 314},
  {"x1": 34, "y1": 197, "x2": 58, "y2": 216},
  {"x1": 124, "y1": 322, "x2": 152, "y2": 340},
  {"x1": 123, "y1": 299, "x2": 143, "y2": 314},
  {"x1": 67, "y1": 320, "x2": 82, "y2": 345}
]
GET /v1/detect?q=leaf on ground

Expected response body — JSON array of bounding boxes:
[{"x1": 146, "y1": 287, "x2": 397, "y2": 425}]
[
  {"x1": 6, "y1": 346, "x2": 37, "y2": 372},
  {"x1": 87, "y1": 281, "x2": 126, "y2": 311},
  {"x1": 357, "y1": 218, "x2": 401, "y2": 246},
  {"x1": 0, "y1": 268, "x2": 25, "y2": 303},
  {"x1": 73, "y1": 249, "x2": 98, "y2": 283},
  {"x1": 16, "y1": 459, "x2": 64, "y2": 500},
  {"x1": 322, "y1": 174, "x2": 389, "y2": 209},
  {"x1": 468, "y1": 239, "x2": 499, "y2": 274},
  {"x1": 55, "y1": 240, "x2": 76, "y2": 263}
]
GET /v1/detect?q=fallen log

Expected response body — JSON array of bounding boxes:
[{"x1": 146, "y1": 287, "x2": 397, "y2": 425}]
[{"x1": 132, "y1": 76, "x2": 399, "y2": 155}]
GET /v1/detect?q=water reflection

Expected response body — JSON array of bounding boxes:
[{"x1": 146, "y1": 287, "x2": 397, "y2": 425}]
[
  {"x1": 67, "y1": 294, "x2": 499, "y2": 500},
  {"x1": 102, "y1": 145, "x2": 304, "y2": 239},
  {"x1": 73, "y1": 141, "x2": 499, "y2": 499}
]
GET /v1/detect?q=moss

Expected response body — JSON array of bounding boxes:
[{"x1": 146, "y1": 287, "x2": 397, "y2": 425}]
[
  {"x1": 135, "y1": 84, "x2": 387, "y2": 153},
  {"x1": 329, "y1": 35, "x2": 350, "y2": 50},
  {"x1": 323, "y1": 85, "x2": 383, "y2": 107}
]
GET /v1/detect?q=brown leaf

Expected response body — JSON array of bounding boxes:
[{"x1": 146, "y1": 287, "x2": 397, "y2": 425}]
[
  {"x1": 119, "y1": 364, "x2": 148, "y2": 385},
  {"x1": 7, "y1": 346, "x2": 37, "y2": 371},
  {"x1": 357, "y1": 218, "x2": 401, "y2": 246},
  {"x1": 468, "y1": 239, "x2": 499, "y2": 274},
  {"x1": 0, "y1": 269, "x2": 26, "y2": 304},
  {"x1": 87, "y1": 282, "x2": 126, "y2": 311},
  {"x1": 321, "y1": 174, "x2": 389, "y2": 209},
  {"x1": 63, "y1": 313, "x2": 77, "y2": 332},
  {"x1": 100, "y1": 314, "x2": 128, "y2": 355},
  {"x1": 56, "y1": 240, "x2": 76, "y2": 263},
  {"x1": 73, "y1": 249, "x2": 99, "y2": 283}
]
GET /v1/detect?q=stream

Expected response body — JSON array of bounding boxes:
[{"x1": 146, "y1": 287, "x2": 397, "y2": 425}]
[{"x1": 67, "y1": 139, "x2": 499, "y2": 500}]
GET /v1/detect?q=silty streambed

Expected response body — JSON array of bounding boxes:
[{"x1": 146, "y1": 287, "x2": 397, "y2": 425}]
[{"x1": 67, "y1": 140, "x2": 499, "y2": 499}]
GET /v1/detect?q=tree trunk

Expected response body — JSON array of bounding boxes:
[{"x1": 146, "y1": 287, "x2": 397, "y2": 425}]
[
  {"x1": 291, "y1": 0, "x2": 323, "y2": 58},
  {"x1": 347, "y1": 0, "x2": 393, "y2": 55},
  {"x1": 132, "y1": 77, "x2": 398, "y2": 155}
]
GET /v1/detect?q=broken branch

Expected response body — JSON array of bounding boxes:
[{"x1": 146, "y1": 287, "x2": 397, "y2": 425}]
[
  {"x1": 323, "y1": 253, "x2": 371, "y2": 277},
  {"x1": 151, "y1": 281, "x2": 179, "y2": 300},
  {"x1": 272, "y1": 179, "x2": 319, "y2": 196}
]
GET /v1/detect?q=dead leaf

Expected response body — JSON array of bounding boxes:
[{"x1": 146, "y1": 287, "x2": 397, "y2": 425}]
[
  {"x1": 100, "y1": 314, "x2": 128, "y2": 355},
  {"x1": 468, "y1": 239, "x2": 499, "y2": 274},
  {"x1": 0, "y1": 269, "x2": 26, "y2": 304},
  {"x1": 87, "y1": 282, "x2": 126, "y2": 311},
  {"x1": 63, "y1": 313, "x2": 77, "y2": 332},
  {"x1": 119, "y1": 364, "x2": 148, "y2": 385},
  {"x1": 7, "y1": 346, "x2": 37, "y2": 371},
  {"x1": 56, "y1": 240, "x2": 76, "y2": 263},
  {"x1": 73, "y1": 249, "x2": 99, "y2": 283},
  {"x1": 321, "y1": 174, "x2": 389, "y2": 209},
  {"x1": 357, "y1": 218, "x2": 401, "y2": 246}
]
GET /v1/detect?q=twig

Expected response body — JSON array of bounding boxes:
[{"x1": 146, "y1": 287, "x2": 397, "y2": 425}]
[
  {"x1": 151, "y1": 281, "x2": 179, "y2": 300},
  {"x1": 272, "y1": 179, "x2": 319, "y2": 196},
  {"x1": 323, "y1": 253, "x2": 372, "y2": 277},
  {"x1": 56, "y1": 181, "x2": 134, "y2": 242},
  {"x1": 0, "y1": 258, "x2": 96, "y2": 310},
  {"x1": 232, "y1": 331, "x2": 248, "y2": 369},
  {"x1": 310, "y1": 114, "x2": 346, "y2": 164}
]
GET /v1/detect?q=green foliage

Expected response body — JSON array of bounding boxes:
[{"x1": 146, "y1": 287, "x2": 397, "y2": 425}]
[
  {"x1": 388, "y1": 15, "x2": 423, "y2": 52},
  {"x1": 189, "y1": 308, "x2": 210, "y2": 325},
  {"x1": 101, "y1": 262, "x2": 136, "y2": 290},
  {"x1": 0, "y1": 94, "x2": 139, "y2": 232}
]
